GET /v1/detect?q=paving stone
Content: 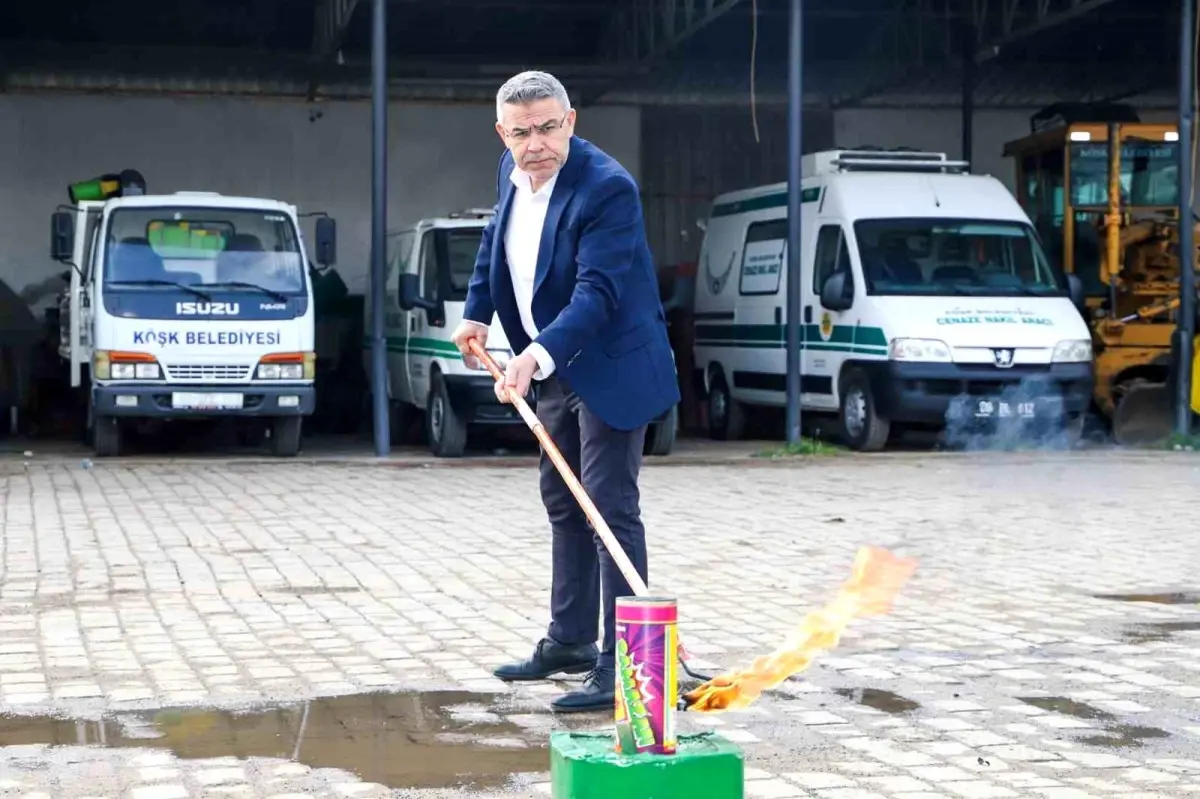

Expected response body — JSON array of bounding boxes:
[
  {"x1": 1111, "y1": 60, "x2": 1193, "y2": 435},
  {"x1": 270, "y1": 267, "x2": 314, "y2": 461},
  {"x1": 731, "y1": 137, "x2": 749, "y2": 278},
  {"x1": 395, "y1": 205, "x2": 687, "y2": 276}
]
[{"x1": 0, "y1": 453, "x2": 1197, "y2": 798}]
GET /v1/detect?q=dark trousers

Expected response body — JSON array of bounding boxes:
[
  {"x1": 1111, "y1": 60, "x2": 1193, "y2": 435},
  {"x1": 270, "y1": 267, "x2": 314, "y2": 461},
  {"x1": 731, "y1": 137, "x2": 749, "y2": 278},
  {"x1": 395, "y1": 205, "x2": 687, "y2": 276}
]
[{"x1": 536, "y1": 375, "x2": 648, "y2": 670}]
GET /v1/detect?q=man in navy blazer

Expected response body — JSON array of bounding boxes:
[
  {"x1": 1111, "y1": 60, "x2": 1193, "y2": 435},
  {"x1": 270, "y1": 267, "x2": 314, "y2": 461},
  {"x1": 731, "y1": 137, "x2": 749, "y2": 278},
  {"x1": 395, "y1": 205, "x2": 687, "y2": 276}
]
[{"x1": 452, "y1": 70, "x2": 680, "y2": 712}]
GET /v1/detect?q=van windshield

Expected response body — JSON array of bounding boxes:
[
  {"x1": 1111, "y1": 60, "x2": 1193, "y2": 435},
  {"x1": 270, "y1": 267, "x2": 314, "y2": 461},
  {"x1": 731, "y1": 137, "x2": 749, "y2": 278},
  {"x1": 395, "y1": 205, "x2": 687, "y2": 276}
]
[{"x1": 853, "y1": 218, "x2": 1066, "y2": 297}]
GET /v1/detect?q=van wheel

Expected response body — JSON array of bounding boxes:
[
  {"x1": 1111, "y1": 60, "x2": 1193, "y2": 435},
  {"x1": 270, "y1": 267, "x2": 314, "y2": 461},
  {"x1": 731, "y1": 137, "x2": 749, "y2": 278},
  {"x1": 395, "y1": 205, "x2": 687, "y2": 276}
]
[
  {"x1": 271, "y1": 416, "x2": 302, "y2": 456},
  {"x1": 706, "y1": 371, "x2": 745, "y2": 441},
  {"x1": 93, "y1": 414, "x2": 122, "y2": 458},
  {"x1": 645, "y1": 404, "x2": 678, "y2": 456},
  {"x1": 839, "y1": 368, "x2": 890, "y2": 452},
  {"x1": 427, "y1": 372, "x2": 468, "y2": 458}
]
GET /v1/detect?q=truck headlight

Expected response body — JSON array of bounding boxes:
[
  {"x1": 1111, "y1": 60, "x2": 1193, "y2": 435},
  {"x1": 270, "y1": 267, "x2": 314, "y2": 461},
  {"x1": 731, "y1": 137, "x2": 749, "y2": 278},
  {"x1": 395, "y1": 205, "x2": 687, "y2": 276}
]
[
  {"x1": 889, "y1": 338, "x2": 952, "y2": 362},
  {"x1": 1052, "y1": 339, "x2": 1092, "y2": 363},
  {"x1": 255, "y1": 352, "x2": 314, "y2": 380},
  {"x1": 256, "y1": 363, "x2": 304, "y2": 379},
  {"x1": 95, "y1": 351, "x2": 160, "y2": 380}
]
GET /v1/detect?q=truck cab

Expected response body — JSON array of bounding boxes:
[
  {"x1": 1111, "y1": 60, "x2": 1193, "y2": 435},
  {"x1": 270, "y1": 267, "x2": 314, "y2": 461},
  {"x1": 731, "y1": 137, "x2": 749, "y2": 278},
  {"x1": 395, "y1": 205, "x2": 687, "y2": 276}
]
[{"x1": 51, "y1": 173, "x2": 337, "y2": 457}]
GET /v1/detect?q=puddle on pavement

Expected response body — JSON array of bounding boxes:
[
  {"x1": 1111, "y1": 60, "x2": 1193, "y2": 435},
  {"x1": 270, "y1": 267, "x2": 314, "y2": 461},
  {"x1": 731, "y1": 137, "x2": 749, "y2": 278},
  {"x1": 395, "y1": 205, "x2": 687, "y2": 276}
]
[
  {"x1": 1019, "y1": 696, "x2": 1115, "y2": 721},
  {"x1": 0, "y1": 690, "x2": 581, "y2": 791},
  {"x1": 1093, "y1": 591, "x2": 1200, "y2": 605},
  {"x1": 1018, "y1": 696, "x2": 1171, "y2": 749},
  {"x1": 835, "y1": 688, "x2": 921, "y2": 714},
  {"x1": 1121, "y1": 621, "x2": 1200, "y2": 643}
]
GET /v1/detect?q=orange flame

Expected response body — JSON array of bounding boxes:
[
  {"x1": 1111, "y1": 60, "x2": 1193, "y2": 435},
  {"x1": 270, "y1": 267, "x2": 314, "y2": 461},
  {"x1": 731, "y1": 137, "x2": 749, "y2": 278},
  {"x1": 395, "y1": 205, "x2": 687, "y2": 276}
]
[{"x1": 682, "y1": 546, "x2": 918, "y2": 713}]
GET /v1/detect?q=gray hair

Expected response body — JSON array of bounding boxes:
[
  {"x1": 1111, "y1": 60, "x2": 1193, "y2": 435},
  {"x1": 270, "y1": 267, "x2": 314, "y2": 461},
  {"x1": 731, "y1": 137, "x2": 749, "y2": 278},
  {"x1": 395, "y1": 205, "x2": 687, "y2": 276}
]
[{"x1": 495, "y1": 71, "x2": 571, "y2": 122}]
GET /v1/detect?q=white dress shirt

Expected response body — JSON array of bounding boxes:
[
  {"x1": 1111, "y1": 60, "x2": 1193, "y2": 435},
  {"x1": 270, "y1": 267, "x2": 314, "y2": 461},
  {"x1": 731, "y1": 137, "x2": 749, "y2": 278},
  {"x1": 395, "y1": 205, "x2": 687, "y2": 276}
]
[{"x1": 466, "y1": 157, "x2": 564, "y2": 380}]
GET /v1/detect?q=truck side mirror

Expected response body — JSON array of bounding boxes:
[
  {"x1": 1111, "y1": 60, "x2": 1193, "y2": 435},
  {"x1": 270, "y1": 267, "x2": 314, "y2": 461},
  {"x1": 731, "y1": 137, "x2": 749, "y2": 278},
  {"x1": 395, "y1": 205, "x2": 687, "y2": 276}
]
[
  {"x1": 51, "y1": 211, "x2": 74, "y2": 262},
  {"x1": 820, "y1": 270, "x2": 854, "y2": 312},
  {"x1": 314, "y1": 216, "x2": 337, "y2": 266},
  {"x1": 1067, "y1": 273, "x2": 1085, "y2": 313}
]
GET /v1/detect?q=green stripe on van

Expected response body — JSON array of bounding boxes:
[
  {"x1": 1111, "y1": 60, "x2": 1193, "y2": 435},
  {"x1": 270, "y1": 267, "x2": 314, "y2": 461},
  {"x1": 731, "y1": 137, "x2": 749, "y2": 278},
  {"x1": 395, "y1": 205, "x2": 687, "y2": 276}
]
[
  {"x1": 361, "y1": 335, "x2": 461, "y2": 356},
  {"x1": 710, "y1": 186, "x2": 820, "y2": 218},
  {"x1": 694, "y1": 322, "x2": 888, "y2": 356}
]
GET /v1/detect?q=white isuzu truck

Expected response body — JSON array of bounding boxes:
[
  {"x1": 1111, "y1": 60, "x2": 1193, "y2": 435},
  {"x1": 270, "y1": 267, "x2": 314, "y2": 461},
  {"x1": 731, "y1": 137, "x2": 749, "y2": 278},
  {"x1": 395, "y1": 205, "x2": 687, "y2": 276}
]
[{"x1": 50, "y1": 170, "x2": 337, "y2": 457}]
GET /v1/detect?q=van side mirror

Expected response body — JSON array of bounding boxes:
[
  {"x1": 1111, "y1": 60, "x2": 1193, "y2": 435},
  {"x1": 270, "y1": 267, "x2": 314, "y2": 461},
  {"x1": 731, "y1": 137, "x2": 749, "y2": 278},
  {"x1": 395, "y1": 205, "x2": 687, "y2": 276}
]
[
  {"x1": 398, "y1": 273, "x2": 438, "y2": 311},
  {"x1": 1066, "y1": 273, "x2": 1085, "y2": 313},
  {"x1": 820, "y1": 270, "x2": 854, "y2": 312},
  {"x1": 51, "y1": 211, "x2": 74, "y2": 262},
  {"x1": 314, "y1": 216, "x2": 337, "y2": 266}
]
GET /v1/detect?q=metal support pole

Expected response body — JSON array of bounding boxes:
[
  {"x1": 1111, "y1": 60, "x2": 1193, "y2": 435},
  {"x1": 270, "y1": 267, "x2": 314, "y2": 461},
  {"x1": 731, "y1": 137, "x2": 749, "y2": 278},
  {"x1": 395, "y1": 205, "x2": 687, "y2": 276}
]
[
  {"x1": 961, "y1": 24, "x2": 975, "y2": 165},
  {"x1": 785, "y1": 0, "x2": 804, "y2": 445},
  {"x1": 1176, "y1": 0, "x2": 1196, "y2": 435},
  {"x1": 369, "y1": 0, "x2": 390, "y2": 455}
]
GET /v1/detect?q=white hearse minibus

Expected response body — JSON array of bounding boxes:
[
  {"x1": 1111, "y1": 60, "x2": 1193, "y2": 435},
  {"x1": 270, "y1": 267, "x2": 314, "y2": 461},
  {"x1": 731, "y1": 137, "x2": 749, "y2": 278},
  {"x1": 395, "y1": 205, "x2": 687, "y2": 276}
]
[{"x1": 692, "y1": 148, "x2": 1094, "y2": 451}]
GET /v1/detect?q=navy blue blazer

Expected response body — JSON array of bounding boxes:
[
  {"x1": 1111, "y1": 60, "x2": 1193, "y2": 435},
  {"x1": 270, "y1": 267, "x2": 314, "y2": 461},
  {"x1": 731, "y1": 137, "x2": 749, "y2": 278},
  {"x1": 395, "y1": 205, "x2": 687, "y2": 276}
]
[{"x1": 463, "y1": 135, "x2": 680, "y2": 432}]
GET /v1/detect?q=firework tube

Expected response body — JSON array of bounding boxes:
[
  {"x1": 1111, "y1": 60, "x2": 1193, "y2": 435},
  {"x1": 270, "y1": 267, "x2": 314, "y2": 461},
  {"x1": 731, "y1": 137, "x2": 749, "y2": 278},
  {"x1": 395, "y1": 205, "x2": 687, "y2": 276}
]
[{"x1": 614, "y1": 597, "x2": 678, "y2": 755}]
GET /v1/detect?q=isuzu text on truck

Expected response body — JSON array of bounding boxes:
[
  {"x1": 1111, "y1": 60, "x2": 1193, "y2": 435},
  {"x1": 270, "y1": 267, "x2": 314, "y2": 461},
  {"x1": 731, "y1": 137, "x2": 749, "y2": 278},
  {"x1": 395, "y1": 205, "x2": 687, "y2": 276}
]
[{"x1": 50, "y1": 170, "x2": 337, "y2": 457}]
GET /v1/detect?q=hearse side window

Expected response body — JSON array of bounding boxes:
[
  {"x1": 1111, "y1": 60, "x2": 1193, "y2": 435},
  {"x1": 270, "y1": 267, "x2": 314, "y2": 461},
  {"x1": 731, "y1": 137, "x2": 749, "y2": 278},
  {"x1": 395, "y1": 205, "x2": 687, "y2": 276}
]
[{"x1": 738, "y1": 219, "x2": 788, "y2": 296}]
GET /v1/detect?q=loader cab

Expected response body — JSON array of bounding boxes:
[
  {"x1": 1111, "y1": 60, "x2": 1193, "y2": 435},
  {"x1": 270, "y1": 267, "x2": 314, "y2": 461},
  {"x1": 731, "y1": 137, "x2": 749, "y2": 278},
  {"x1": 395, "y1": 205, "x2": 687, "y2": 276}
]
[{"x1": 1003, "y1": 104, "x2": 1180, "y2": 307}]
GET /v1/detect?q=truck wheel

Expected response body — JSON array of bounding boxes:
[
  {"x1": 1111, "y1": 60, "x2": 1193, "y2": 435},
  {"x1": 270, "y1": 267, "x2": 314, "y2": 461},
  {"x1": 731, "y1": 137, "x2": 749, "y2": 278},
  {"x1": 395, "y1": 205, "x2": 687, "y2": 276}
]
[
  {"x1": 706, "y1": 370, "x2": 745, "y2": 441},
  {"x1": 645, "y1": 404, "x2": 678, "y2": 456},
  {"x1": 838, "y1": 367, "x2": 890, "y2": 452},
  {"x1": 271, "y1": 416, "x2": 302, "y2": 457},
  {"x1": 93, "y1": 415, "x2": 123, "y2": 458},
  {"x1": 426, "y1": 372, "x2": 468, "y2": 458}
]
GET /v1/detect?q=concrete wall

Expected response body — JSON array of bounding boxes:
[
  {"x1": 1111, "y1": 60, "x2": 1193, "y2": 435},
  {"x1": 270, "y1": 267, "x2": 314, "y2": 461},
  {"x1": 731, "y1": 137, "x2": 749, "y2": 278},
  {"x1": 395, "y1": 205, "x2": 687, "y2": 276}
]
[
  {"x1": 0, "y1": 94, "x2": 1179, "y2": 313},
  {"x1": 0, "y1": 94, "x2": 642, "y2": 309}
]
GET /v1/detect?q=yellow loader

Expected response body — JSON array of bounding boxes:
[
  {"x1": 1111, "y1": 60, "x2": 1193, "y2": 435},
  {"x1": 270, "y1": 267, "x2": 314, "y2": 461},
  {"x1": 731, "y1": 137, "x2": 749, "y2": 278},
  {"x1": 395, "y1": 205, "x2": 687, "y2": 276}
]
[{"x1": 1003, "y1": 103, "x2": 1200, "y2": 445}]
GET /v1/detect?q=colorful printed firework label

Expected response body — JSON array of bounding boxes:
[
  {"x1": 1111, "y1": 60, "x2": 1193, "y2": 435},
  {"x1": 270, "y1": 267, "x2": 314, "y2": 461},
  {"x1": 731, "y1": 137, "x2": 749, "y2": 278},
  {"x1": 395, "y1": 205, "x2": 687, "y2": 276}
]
[{"x1": 613, "y1": 624, "x2": 677, "y2": 754}]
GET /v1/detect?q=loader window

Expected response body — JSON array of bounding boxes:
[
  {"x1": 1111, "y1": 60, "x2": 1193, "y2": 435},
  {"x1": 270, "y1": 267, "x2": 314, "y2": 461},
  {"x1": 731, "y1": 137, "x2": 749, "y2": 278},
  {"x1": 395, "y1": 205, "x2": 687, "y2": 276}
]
[
  {"x1": 1069, "y1": 140, "x2": 1179, "y2": 208},
  {"x1": 854, "y1": 217, "x2": 1066, "y2": 297}
]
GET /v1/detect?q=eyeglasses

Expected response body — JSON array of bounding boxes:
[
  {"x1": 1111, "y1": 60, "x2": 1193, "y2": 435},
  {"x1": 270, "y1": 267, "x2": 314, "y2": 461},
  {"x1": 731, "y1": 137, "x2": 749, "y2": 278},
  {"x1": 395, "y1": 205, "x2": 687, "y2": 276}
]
[{"x1": 504, "y1": 113, "x2": 570, "y2": 141}]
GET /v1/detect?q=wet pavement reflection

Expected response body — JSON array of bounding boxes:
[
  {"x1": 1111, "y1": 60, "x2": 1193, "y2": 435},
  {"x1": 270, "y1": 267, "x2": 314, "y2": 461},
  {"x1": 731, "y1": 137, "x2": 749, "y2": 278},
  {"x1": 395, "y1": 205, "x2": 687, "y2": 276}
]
[
  {"x1": 834, "y1": 687, "x2": 921, "y2": 714},
  {"x1": 1093, "y1": 591, "x2": 1200, "y2": 605},
  {"x1": 1018, "y1": 696, "x2": 1173, "y2": 750},
  {"x1": 0, "y1": 690, "x2": 592, "y2": 791}
]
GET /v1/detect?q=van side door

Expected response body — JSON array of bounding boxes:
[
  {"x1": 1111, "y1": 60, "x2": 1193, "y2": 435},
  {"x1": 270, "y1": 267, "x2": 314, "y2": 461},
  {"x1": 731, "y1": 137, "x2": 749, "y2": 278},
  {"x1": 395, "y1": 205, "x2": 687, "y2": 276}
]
[
  {"x1": 733, "y1": 217, "x2": 789, "y2": 408},
  {"x1": 803, "y1": 224, "x2": 855, "y2": 410}
]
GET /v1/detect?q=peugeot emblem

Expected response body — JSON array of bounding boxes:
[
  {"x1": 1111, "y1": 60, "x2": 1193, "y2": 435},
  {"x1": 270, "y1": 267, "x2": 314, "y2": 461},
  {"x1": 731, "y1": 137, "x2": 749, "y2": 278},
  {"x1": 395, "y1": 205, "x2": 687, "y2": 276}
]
[{"x1": 992, "y1": 348, "x2": 1015, "y2": 368}]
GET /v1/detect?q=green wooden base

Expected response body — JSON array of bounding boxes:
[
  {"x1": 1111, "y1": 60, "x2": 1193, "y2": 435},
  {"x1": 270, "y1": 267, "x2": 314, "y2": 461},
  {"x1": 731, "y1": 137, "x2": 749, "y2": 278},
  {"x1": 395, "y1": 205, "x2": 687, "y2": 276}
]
[{"x1": 550, "y1": 730, "x2": 744, "y2": 799}]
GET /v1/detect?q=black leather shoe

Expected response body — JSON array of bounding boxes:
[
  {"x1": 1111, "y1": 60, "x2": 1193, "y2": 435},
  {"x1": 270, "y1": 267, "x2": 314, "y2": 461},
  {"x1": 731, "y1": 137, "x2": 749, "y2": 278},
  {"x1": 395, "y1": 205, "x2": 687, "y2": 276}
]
[
  {"x1": 550, "y1": 666, "x2": 615, "y2": 713},
  {"x1": 493, "y1": 638, "x2": 598, "y2": 682}
]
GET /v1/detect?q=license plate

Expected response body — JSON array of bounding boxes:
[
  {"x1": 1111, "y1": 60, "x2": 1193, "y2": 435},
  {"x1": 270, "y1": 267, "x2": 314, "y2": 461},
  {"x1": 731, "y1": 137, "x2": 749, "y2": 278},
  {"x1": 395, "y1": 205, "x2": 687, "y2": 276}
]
[
  {"x1": 974, "y1": 399, "x2": 1036, "y2": 419},
  {"x1": 172, "y1": 392, "x2": 244, "y2": 410}
]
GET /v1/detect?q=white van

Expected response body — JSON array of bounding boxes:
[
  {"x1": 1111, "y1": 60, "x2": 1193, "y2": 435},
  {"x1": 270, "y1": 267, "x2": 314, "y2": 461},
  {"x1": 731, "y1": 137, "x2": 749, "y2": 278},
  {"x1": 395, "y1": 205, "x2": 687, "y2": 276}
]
[
  {"x1": 366, "y1": 209, "x2": 678, "y2": 457},
  {"x1": 692, "y1": 148, "x2": 1095, "y2": 451}
]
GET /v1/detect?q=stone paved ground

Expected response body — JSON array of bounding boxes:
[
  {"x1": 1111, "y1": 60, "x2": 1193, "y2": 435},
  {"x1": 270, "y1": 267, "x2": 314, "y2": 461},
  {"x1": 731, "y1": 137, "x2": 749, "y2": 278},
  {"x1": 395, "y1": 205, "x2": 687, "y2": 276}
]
[{"x1": 1, "y1": 451, "x2": 1200, "y2": 797}]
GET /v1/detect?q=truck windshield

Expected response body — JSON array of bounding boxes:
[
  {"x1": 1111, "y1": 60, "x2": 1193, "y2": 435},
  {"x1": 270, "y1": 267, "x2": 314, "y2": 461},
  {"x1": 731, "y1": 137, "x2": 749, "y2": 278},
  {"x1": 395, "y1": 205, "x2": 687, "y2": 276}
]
[
  {"x1": 102, "y1": 207, "x2": 307, "y2": 294},
  {"x1": 853, "y1": 217, "x2": 1066, "y2": 297}
]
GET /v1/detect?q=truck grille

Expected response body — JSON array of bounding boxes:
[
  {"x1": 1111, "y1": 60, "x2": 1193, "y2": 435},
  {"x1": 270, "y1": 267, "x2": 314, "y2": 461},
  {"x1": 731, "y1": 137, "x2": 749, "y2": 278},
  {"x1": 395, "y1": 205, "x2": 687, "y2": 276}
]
[{"x1": 164, "y1": 364, "x2": 253, "y2": 382}]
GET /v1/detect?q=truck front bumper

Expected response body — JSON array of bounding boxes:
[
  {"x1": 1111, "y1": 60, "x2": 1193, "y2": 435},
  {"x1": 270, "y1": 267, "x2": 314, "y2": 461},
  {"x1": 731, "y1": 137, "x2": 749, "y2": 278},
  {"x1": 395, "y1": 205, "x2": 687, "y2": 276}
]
[{"x1": 93, "y1": 383, "x2": 316, "y2": 418}]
